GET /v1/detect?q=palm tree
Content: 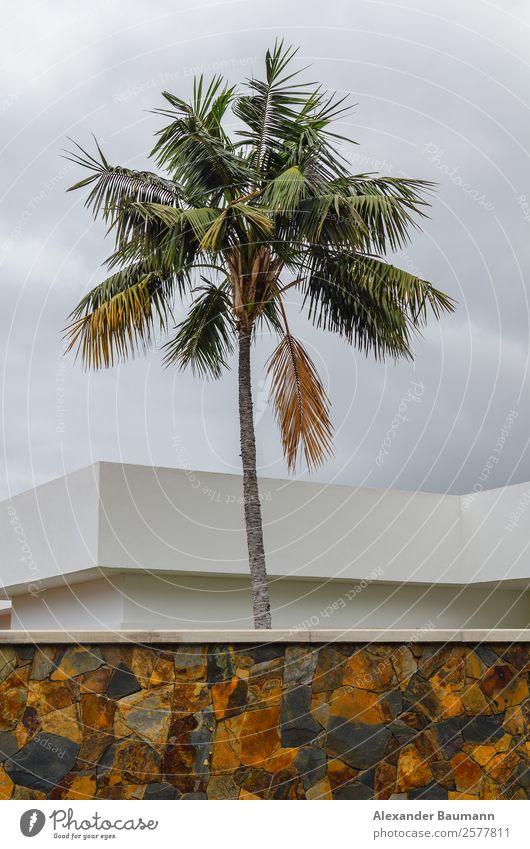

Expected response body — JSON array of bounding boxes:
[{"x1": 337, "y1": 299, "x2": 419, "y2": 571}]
[{"x1": 64, "y1": 42, "x2": 454, "y2": 629}]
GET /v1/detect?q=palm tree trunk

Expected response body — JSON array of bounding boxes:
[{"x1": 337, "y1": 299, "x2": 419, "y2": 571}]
[{"x1": 238, "y1": 324, "x2": 272, "y2": 629}]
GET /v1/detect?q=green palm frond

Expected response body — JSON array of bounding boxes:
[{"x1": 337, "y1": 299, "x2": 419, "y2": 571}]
[
  {"x1": 300, "y1": 249, "x2": 454, "y2": 358},
  {"x1": 162, "y1": 280, "x2": 234, "y2": 378},
  {"x1": 151, "y1": 75, "x2": 251, "y2": 203}
]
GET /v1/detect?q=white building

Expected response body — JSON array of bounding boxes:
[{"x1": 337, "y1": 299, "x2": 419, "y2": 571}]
[{"x1": 0, "y1": 461, "x2": 528, "y2": 631}]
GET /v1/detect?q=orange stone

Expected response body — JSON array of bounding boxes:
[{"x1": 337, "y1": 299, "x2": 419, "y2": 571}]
[
  {"x1": 461, "y1": 682, "x2": 491, "y2": 715},
  {"x1": 51, "y1": 773, "x2": 97, "y2": 800},
  {"x1": 27, "y1": 680, "x2": 74, "y2": 715},
  {"x1": 41, "y1": 704, "x2": 83, "y2": 743},
  {"x1": 374, "y1": 761, "x2": 397, "y2": 800},
  {"x1": 129, "y1": 647, "x2": 158, "y2": 689},
  {"x1": 211, "y1": 721, "x2": 240, "y2": 773},
  {"x1": 480, "y1": 776, "x2": 502, "y2": 800},
  {"x1": 212, "y1": 676, "x2": 247, "y2": 720},
  {"x1": 430, "y1": 652, "x2": 465, "y2": 700},
  {"x1": 343, "y1": 650, "x2": 397, "y2": 692},
  {"x1": 306, "y1": 778, "x2": 332, "y2": 799},
  {"x1": 237, "y1": 706, "x2": 280, "y2": 767},
  {"x1": 240, "y1": 789, "x2": 261, "y2": 799},
  {"x1": 503, "y1": 706, "x2": 525, "y2": 736},
  {"x1": 396, "y1": 744, "x2": 433, "y2": 792},
  {"x1": 328, "y1": 758, "x2": 358, "y2": 791},
  {"x1": 481, "y1": 665, "x2": 529, "y2": 710},
  {"x1": 263, "y1": 748, "x2": 298, "y2": 774},
  {"x1": 449, "y1": 791, "x2": 479, "y2": 800},
  {"x1": 0, "y1": 766, "x2": 14, "y2": 800},
  {"x1": 329, "y1": 687, "x2": 384, "y2": 724},
  {"x1": 79, "y1": 667, "x2": 112, "y2": 695},
  {"x1": 451, "y1": 753, "x2": 483, "y2": 793},
  {"x1": 464, "y1": 651, "x2": 484, "y2": 680},
  {"x1": 149, "y1": 656, "x2": 175, "y2": 688},
  {"x1": 173, "y1": 682, "x2": 211, "y2": 713},
  {"x1": 470, "y1": 745, "x2": 496, "y2": 767},
  {"x1": 487, "y1": 750, "x2": 519, "y2": 784},
  {"x1": 81, "y1": 694, "x2": 115, "y2": 731},
  {"x1": 439, "y1": 692, "x2": 464, "y2": 718}
]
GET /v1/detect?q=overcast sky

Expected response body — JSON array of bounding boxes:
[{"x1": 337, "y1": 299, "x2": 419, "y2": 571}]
[{"x1": 2, "y1": 0, "x2": 530, "y2": 501}]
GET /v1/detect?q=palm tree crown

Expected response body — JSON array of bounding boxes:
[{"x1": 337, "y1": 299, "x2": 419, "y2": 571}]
[{"x1": 64, "y1": 42, "x2": 454, "y2": 627}]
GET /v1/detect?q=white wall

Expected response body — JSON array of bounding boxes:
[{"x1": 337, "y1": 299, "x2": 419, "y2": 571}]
[
  {"x1": 10, "y1": 577, "x2": 125, "y2": 630},
  {"x1": 96, "y1": 462, "x2": 464, "y2": 583},
  {"x1": 0, "y1": 464, "x2": 100, "y2": 594},
  {"x1": 11, "y1": 573, "x2": 526, "y2": 631}
]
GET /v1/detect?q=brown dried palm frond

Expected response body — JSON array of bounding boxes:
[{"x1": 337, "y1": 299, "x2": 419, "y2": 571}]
[{"x1": 267, "y1": 333, "x2": 333, "y2": 471}]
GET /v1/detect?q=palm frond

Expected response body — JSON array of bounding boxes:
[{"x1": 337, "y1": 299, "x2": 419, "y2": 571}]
[
  {"x1": 300, "y1": 249, "x2": 455, "y2": 358},
  {"x1": 267, "y1": 332, "x2": 333, "y2": 470},
  {"x1": 151, "y1": 76, "x2": 251, "y2": 202},
  {"x1": 162, "y1": 280, "x2": 234, "y2": 378},
  {"x1": 64, "y1": 263, "x2": 175, "y2": 369}
]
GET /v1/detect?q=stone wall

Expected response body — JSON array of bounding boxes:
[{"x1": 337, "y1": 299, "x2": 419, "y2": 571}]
[{"x1": 0, "y1": 641, "x2": 528, "y2": 800}]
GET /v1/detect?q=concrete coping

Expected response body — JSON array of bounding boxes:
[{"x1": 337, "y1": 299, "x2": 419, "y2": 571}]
[{"x1": 0, "y1": 629, "x2": 529, "y2": 644}]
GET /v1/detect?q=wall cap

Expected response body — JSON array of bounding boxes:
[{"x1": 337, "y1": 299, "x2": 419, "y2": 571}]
[{"x1": 0, "y1": 628, "x2": 529, "y2": 644}]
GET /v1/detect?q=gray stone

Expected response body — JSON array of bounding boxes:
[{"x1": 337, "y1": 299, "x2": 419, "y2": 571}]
[
  {"x1": 358, "y1": 766, "x2": 376, "y2": 789},
  {"x1": 52, "y1": 646, "x2": 104, "y2": 679},
  {"x1": 474, "y1": 645, "x2": 499, "y2": 668},
  {"x1": 280, "y1": 686, "x2": 321, "y2": 747},
  {"x1": 144, "y1": 782, "x2": 178, "y2": 799},
  {"x1": 207, "y1": 645, "x2": 235, "y2": 683},
  {"x1": 5, "y1": 733, "x2": 80, "y2": 792},
  {"x1": 389, "y1": 720, "x2": 418, "y2": 746},
  {"x1": 380, "y1": 690, "x2": 402, "y2": 719},
  {"x1": 250, "y1": 644, "x2": 285, "y2": 665},
  {"x1": 283, "y1": 646, "x2": 318, "y2": 687},
  {"x1": 30, "y1": 647, "x2": 57, "y2": 681},
  {"x1": 0, "y1": 732, "x2": 19, "y2": 761},
  {"x1": 460, "y1": 715, "x2": 504, "y2": 744},
  {"x1": 294, "y1": 746, "x2": 327, "y2": 790},
  {"x1": 432, "y1": 718, "x2": 463, "y2": 758},
  {"x1": 326, "y1": 718, "x2": 391, "y2": 769},
  {"x1": 181, "y1": 792, "x2": 208, "y2": 799},
  {"x1": 107, "y1": 662, "x2": 141, "y2": 700},
  {"x1": 333, "y1": 781, "x2": 373, "y2": 799},
  {"x1": 403, "y1": 673, "x2": 439, "y2": 720},
  {"x1": 409, "y1": 782, "x2": 448, "y2": 800}
]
